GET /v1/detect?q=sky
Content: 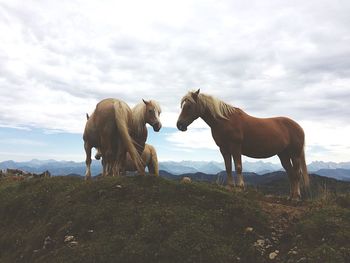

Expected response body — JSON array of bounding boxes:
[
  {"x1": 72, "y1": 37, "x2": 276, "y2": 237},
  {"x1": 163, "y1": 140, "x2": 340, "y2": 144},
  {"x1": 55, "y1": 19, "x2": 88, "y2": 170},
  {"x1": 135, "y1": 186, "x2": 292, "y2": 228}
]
[{"x1": 0, "y1": 0, "x2": 349, "y2": 164}]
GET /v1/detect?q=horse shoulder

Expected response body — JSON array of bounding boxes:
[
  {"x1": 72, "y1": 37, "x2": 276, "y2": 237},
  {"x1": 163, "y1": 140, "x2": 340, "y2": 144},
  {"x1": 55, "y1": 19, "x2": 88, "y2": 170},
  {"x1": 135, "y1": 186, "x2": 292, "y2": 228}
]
[{"x1": 210, "y1": 117, "x2": 243, "y2": 148}]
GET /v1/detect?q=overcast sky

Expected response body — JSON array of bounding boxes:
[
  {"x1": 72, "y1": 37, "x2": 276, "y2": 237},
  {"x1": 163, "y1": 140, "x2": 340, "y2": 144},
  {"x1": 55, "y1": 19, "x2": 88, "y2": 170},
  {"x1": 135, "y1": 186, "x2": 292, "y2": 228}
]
[{"x1": 0, "y1": 0, "x2": 349, "y2": 163}]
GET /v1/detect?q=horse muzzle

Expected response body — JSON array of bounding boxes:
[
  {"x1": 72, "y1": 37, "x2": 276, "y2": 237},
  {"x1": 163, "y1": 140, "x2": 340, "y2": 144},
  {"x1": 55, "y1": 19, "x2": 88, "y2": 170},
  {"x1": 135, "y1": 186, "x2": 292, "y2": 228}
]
[
  {"x1": 152, "y1": 122, "x2": 162, "y2": 132},
  {"x1": 176, "y1": 121, "x2": 187, "y2": 131}
]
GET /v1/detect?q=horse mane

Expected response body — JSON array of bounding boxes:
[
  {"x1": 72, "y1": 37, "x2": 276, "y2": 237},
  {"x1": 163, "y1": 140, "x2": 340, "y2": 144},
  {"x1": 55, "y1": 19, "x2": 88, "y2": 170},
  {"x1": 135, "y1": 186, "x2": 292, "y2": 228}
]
[
  {"x1": 181, "y1": 91, "x2": 236, "y2": 120},
  {"x1": 131, "y1": 100, "x2": 161, "y2": 135}
]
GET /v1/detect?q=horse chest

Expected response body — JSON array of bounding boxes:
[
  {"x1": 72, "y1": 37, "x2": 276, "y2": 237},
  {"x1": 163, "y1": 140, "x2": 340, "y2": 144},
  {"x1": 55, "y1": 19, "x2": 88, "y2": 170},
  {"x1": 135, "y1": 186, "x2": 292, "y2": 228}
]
[{"x1": 211, "y1": 127, "x2": 242, "y2": 148}]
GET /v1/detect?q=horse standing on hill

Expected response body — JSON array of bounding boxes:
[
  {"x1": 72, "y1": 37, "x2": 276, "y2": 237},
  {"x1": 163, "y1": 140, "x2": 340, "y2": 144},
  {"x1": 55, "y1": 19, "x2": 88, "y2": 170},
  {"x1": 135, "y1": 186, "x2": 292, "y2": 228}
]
[
  {"x1": 176, "y1": 89, "x2": 309, "y2": 200},
  {"x1": 84, "y1": 98, "x2": 161, "y2": 178}
]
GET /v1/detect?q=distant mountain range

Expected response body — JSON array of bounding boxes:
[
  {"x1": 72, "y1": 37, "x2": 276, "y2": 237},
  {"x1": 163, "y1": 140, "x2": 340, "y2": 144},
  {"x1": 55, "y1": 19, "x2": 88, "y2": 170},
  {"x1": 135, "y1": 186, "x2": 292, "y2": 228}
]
[
  {"x1": 159, "y1": 160, "x2": 282, "y2": 175},
  {"x1": 0, "y1": 159, "x2": 350, "y2": 181}
]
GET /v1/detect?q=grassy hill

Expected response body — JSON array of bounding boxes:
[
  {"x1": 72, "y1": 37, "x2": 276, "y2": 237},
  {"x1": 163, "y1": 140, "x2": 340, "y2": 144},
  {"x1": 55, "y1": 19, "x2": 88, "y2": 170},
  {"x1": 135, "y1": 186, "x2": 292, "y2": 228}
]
[{"x1": 0, "y1": 176, "x2": 349, "y2": 263}]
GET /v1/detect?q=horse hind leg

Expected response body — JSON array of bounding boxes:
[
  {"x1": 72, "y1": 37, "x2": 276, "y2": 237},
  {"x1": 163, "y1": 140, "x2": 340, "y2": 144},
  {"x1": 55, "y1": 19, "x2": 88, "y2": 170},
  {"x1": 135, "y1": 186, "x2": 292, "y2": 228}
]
[
  {"x1": 291, "y1": 157, "x2": 302, "y2": 199},
  {"x1": 278, "y1": 153, "x2": 300, "y2": 200},
  {"x1": 84, "y1": 141, "x2": 92, "y2": 179}
]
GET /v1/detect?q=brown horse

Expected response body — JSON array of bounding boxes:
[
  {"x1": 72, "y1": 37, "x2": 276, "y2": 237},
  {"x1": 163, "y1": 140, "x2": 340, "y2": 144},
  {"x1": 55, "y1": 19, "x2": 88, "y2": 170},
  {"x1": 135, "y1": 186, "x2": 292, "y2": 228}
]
[
  {"x1": 125, "y1": 143, "x2": 159, "y2": 176},
  {"x1": 84, "y1": 98, "x2": 161, "y2": 178},
  {"x1": 176, "y1": 89, "x2": 309, "y2": 200}
]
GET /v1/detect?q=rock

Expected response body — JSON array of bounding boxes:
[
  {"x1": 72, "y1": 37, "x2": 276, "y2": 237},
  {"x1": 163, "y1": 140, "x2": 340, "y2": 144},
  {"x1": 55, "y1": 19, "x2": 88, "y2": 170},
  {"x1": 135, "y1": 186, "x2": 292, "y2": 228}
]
[
  {"x1": 68, "y1": 241, "x2": 78, "y2": 247},
  {"x1": 64, "y1": 235, "x2": 75, "y2": 243},
  {"x1": 181, "y1": 177, "x2": 192, "y2": 183},
  {"x1": 245, "y1": 227, "x2": 254, "y2": 233},
  {"x1": 254, "y1": 239, "x2": 265, "y2": 247},
  {"x1": 269, "y1": 250, "x2": 279, "y2": 260}
]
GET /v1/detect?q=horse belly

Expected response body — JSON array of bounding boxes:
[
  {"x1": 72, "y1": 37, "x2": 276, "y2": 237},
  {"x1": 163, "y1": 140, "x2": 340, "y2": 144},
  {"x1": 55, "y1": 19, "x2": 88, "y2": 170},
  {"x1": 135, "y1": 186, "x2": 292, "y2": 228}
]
[{"x1": 241, "y1": 134, "x2": 287, "y2": 158}]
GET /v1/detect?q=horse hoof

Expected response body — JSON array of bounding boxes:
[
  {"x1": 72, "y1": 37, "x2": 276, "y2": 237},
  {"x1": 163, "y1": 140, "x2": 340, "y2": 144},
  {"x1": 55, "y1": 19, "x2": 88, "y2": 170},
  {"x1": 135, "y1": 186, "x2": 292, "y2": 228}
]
[{"x1": 288, "y1": 195, "x2": 302, "y2": 204}]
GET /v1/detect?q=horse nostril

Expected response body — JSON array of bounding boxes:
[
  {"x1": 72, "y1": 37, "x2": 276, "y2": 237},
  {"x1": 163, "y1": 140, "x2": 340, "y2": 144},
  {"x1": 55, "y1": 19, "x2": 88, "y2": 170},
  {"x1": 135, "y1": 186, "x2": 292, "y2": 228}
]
[{"x1": 176, "y1": 121, "x2": 182, "y2": 130}]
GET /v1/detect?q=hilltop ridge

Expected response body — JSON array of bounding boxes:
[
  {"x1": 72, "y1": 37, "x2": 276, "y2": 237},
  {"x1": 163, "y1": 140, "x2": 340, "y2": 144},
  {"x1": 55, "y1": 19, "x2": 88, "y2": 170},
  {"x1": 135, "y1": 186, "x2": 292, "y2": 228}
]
[{"x1": 0, "y1": 176, "x2": 349, "y2": 262}]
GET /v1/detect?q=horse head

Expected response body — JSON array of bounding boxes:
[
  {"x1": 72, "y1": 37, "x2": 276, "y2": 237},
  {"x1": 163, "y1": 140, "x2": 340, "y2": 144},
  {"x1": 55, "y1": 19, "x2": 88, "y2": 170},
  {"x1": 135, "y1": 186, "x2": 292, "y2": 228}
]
[
  {"x1": 143, "y1": 99, "x2": 162, "y2": 132},
  {"x1": 176, "y1": 89, "x2": 201, "y2": 131}
]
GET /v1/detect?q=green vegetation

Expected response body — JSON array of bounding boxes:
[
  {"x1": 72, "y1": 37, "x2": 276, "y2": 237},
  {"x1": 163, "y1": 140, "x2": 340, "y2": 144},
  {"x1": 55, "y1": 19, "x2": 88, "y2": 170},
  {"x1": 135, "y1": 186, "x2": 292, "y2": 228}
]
[
  {"x1": 0, "y1": 176, "x2": 349, "y2": 262},
  {"x1": 282, "y1": 194, "x2": 350, "y2": 263},
  {"x1": 0, "y1": 176, "x2": 268, "y2": 263}
]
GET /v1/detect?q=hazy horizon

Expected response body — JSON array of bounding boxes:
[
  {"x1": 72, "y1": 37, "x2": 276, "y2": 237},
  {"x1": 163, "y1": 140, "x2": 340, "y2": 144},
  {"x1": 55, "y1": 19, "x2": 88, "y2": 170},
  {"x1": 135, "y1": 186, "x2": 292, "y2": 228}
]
[{"x1": 1, "y1": 157, "x2": 349, "y2": 167}]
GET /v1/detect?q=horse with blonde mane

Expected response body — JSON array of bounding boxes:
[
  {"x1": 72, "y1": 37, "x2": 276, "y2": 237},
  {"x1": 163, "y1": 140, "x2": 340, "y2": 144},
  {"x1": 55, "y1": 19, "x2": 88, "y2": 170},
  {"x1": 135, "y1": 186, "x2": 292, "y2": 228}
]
[
  {"x1": 176, "y1": 89, "x2": 309, "y2": 200},
  {"x1": 130, "y1": 99, "x2": 162, "y2": 155},
  {"x1": 84, "y1": 98, "x2": 162, "y2": 178},
  {"x1": 125, "y1": 144, "x2": 159, "y2": 176}
]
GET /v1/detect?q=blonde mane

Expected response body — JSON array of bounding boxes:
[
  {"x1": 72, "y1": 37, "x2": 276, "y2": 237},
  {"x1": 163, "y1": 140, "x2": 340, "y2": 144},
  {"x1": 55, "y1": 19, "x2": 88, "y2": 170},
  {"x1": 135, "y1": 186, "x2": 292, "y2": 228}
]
[
  {"x1": 181, "y1": 92, "x2": 236, "y2": 119},
  {"x1": 131, "y1": 100, "x2": 161, "y2": 135}
]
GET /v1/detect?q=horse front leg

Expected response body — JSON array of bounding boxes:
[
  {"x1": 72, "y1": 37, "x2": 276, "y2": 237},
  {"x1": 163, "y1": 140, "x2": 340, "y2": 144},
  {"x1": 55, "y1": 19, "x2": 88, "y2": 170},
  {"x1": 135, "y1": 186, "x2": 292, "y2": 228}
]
[
  {"x1": 232, "y1": 153, "x2": 245, "y2": 189},
  {"x1": 220, "y1": 148, "x2": 235, "y2": 189}
]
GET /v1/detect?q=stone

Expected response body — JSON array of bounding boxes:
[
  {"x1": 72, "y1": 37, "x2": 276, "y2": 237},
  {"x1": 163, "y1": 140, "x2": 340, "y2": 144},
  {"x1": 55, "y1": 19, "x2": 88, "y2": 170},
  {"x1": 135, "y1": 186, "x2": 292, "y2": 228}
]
[
  {"x1": 245, "y1": 227, "x2": 254, "y2": 233},
  {"x1": 68, "y1": 241, "x2": 78, "y2": 247},
  {"x1": 64, "y1": 235, "x2": 74, "y2": 243},
  {"x1": 269, "y1": 250, "x2": 279, "y2": 260},
  {"x1": 255, "y1": 239, "x2": 265, "y2": 247}
]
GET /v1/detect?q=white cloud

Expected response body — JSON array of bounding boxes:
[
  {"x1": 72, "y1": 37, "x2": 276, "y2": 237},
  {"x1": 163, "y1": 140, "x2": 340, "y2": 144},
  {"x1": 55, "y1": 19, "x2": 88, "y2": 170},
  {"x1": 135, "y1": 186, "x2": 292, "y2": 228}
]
[
  {"x1": 166, "y1": 128, "x2": 218, "y2": 150},
  {"x1": 0, "y1": 0, "x2": 349, "y2": 162}
]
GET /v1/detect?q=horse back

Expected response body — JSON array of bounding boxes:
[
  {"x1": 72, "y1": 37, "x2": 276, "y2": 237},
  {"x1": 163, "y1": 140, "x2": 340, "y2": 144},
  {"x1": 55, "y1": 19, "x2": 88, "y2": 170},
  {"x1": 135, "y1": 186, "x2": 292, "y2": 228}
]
[{"x1": 241, "y1": 115, "x2": 305, "y2": 157}]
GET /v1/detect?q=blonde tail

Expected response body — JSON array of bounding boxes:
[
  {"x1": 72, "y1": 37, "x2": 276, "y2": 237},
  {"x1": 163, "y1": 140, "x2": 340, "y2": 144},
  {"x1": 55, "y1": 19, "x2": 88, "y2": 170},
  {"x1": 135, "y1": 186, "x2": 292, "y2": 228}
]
[
  {"x1": 148, "y1": 145, "x2": 159, "y2": 176},
  {"x1": 301, "y1": 148, "x2": 310, "y2": 188},
  {"x1": 113, "y1": 102, "x2": 144, "y2": 175}
]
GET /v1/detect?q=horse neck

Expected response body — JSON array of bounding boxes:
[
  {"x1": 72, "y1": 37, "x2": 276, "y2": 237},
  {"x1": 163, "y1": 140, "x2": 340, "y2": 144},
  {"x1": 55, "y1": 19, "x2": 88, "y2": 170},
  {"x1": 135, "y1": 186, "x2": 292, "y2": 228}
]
[
  {"x1": 199, "y1": 104, "x2": 243, "y2": 128},
  {"x1": 200, "y1": 107, "x2": 220, "y2": 128},
  {"x1": 131, "y1": 104, "x2": 147, "y2": 137}
]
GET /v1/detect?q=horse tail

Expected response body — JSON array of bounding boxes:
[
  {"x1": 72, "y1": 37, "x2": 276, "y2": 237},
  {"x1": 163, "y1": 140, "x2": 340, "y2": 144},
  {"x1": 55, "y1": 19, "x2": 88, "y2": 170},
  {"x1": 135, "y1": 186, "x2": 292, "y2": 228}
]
[
  {"x1": 300, "y1": 147, "x2": 310, "y2": 188},
  {"x1": 148, "y1": 145, "x2": 159, "y2": 176},
  {"x1": 113, "y1": 102, "x2": 144, "y2": 175}
]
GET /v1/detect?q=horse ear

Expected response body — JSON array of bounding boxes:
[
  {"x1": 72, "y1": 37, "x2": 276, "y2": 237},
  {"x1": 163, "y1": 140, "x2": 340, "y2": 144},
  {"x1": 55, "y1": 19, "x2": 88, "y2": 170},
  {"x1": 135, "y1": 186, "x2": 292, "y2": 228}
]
[
  {"x1": 192, "y1": 89, "x2": 200, "y2": 101},
  {"x1": 142, "y1": 99, "x2": 150, "y2": 105}
]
